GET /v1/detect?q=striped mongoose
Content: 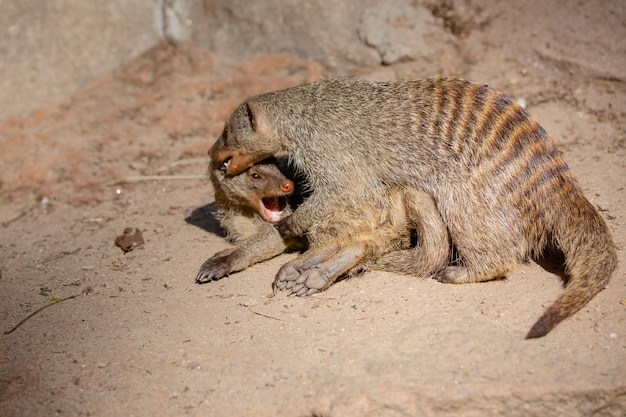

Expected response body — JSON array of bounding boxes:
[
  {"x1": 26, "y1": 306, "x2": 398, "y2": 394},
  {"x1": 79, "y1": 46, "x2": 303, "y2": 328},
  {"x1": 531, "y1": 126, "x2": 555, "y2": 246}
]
[{"x1": 209, "y1": 77, "x2": 617, "y2": 338}]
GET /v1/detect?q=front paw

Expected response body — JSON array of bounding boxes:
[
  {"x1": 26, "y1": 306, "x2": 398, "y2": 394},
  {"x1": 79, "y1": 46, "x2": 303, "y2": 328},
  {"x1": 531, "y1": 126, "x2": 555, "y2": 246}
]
[{"x1": 196, "y1": 249, "x2": 236, "y2": 283}]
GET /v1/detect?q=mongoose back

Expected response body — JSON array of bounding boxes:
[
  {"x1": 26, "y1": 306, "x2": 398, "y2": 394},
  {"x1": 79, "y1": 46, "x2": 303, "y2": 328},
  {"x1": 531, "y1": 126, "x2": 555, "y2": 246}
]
[
  {"x1": 209, "y1": 77, "x2": 617, "y2": 339},
  {"x1": 196, "y1": 160, "x2": 306, "y2": 283}
]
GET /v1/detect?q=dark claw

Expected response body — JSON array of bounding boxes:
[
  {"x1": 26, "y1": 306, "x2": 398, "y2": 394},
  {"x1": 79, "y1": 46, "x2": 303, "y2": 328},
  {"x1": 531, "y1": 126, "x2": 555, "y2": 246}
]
[
  {"x1": 196, "y1": 270, "x2": 212, "y2": 283},
  {"x1": 272, "y1": 279, "x2": 286, "y2": 292},
  {"x1": 195, "y1": 267, "x2": 224, "y2": 283}
]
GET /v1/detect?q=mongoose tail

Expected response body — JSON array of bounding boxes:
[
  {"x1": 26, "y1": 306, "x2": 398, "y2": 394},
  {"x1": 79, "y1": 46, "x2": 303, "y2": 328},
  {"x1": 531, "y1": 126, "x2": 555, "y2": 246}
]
[
  {"x1": 527, "y1": 286, "x2": 604, "y2": 339},
  {"x1": 526, "y1": 197, "x2": 617, "y2": 339}
]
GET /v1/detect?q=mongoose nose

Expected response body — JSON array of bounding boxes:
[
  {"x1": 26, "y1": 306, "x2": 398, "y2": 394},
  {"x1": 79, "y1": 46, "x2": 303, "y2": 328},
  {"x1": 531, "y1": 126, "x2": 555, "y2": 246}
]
[{"x1": 281, "y1": 180, "x2": 294, "y2": 193}]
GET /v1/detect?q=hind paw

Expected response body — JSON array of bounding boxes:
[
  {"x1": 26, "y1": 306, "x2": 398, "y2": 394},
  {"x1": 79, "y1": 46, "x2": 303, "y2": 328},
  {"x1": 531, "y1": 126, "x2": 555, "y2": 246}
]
[
  {"x1": 272, "y1": 244, "x2": 365, "y2": 296},
  {"x1": 273, "y1": 264, "x2": 327, "y2": 296}
]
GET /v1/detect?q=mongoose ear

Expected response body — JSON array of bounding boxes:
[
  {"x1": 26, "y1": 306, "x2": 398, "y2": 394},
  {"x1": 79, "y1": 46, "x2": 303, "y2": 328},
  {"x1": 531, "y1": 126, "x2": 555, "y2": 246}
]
[{"x1": 246, "y1": 101, "x2": 270, "y2": 135}]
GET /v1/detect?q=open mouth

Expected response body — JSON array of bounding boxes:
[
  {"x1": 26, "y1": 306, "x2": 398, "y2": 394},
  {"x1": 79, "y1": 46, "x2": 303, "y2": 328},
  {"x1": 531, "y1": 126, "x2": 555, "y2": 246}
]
[
  {"x1": 260, "y1": 196, "x2": 287, "y2": 223},
  {"x1": 220, "y1": 158, "x2": 232, "y2": 173}
]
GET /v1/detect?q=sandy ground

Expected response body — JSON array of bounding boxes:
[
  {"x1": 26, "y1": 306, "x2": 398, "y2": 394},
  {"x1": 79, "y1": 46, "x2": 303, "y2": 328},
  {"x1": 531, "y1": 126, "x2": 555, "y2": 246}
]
[{"x1": 1, "y1": 1, "x2": 625, "y2": 416}]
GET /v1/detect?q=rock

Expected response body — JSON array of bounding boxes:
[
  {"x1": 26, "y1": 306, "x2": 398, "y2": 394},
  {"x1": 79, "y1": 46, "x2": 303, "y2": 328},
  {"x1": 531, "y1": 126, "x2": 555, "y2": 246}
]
[
  {"x1": 359, "y1": 2, "x2": 449, "y2": 65},
  {"x1": 114, "y1": 227, "x2": 144, "y2": 253}
]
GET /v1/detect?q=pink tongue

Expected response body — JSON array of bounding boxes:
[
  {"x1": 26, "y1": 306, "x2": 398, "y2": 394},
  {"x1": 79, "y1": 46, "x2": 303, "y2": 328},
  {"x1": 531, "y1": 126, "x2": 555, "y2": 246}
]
[{"x1": 261, "y1": 197, "x2": 283, "y2": 223}]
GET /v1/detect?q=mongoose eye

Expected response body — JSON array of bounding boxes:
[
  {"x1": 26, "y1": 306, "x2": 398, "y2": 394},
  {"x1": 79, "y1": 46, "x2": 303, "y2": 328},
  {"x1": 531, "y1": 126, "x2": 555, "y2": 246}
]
[
  {"x1": 250, "y1": 172, "x2": 262, "y2": 180},
  {"x1": 219, "y1": 126, "x2": 234, "y2": 146}
]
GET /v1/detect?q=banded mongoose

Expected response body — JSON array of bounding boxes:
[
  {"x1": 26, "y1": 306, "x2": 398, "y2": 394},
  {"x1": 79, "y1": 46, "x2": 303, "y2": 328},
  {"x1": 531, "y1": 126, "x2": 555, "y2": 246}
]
[{"x1": 209, "y1": 77, "x2": 617, "y2": 338}]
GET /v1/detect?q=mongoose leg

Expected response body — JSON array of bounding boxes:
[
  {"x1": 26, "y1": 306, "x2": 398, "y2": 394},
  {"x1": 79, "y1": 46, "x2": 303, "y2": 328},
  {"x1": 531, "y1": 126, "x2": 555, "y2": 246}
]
[
  {"x1": 273, "y1": 243, "x2": 342, "y2": 291},
  {"x1": 369, "y1": 188, "x2": 451, "y2": 278},
  {"x1": 276, "y1": 243, "x2": 367, "y2": 296},
  {"x1": 434, "y1": 265, "x2": 508, "y2": 284}
]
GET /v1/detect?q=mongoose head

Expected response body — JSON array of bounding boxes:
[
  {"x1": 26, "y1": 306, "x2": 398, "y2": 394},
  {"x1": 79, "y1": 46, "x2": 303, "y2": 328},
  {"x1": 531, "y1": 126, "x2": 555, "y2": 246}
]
[
  {"x1": 213, "y1": 160, "x2": 295, "y2": 223},
  {"x1": 209, "y1": 100, "x2": 284, "y2": 176},
  {"x1": 245, "y1": 164, "x2": 294, "y2": 223}
]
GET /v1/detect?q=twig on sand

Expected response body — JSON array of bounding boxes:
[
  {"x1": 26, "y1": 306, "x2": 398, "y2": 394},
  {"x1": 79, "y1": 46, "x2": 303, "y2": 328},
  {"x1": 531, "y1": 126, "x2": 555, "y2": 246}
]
[
  {"x1": 4, "y1": 294, "x2": 80, "y2": 334},
  {"x1": 104, "y1": 174, "x2": 208, "y2": 186},
  {"x1": 239, "y1": 304, "x2": 283, "y2": 322},
  {"x1": 156, "y1": 158, "x2": 208, "y2": 173}
]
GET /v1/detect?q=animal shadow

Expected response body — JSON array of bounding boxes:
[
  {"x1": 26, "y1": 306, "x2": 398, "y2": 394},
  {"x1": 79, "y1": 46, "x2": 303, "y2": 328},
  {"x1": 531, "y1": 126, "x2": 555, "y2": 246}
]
[{"x1": 185, "y1": 203, "x2": 224, "y2": 237}]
